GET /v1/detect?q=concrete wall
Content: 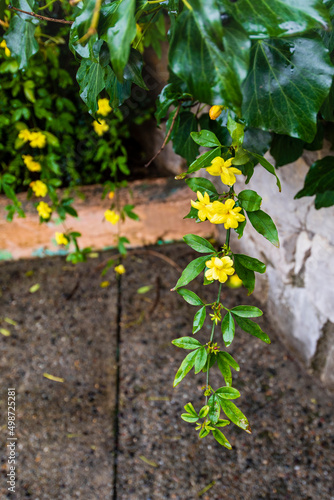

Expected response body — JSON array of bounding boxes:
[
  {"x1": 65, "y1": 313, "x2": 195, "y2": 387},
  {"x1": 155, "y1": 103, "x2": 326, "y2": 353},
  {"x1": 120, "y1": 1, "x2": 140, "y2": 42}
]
[{"x1": 205, "y1": 150, "x2": 334, "y2": 388}]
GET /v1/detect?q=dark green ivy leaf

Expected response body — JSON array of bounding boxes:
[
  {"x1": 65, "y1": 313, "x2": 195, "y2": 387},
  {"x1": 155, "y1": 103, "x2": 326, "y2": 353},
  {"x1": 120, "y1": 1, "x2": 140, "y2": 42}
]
[
  {"x1": 242, "y1": 37, "x2": 334, "y2": 143},
  {"x1": 171, "y1": 111, "x2": 199, "y2": 164},
  {"x1": 219, "y1": 0, "x2": 329, "y2": 38},
  {"x1": 76, "y1": 59, "x2": 106, "y2": 115},
  {"x1": 295, "y1": 156, "x2": 334, "y2": 208},
  {"x1": 5, "y1": 17, "x2": 38, "y2": 70}
]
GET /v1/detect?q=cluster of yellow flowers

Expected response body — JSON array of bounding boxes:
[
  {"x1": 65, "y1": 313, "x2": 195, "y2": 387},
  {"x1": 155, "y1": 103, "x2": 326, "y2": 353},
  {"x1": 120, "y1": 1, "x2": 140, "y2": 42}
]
[
  {"x1": 0, "y1": 40, "x2": 11, "y2": 57},
  {"x1": 104, "y1": 209, "x2": 120, "y2": 225},
  {"x1": 55, "y1": 232, "x2": 69, "y2": 245},
  {"x1": 18, "y1": 129, "x2": 46, "y2": 148},
  {"x1": 206, "y1": 157, "x2": 242, "y2": 186},
  {"x1": 36, "y1": 201, "x2": 52, "y2": 219},
  {"x1": 191, "y1": 191, "x2": 245, "y2": 229},
  {"x1": 30, "y1": 180, "x2": 48, "y2": 198},
  {"x1": 205, "y1": 256, "x2": 235, "y2": 283},
  {"x1": 92, "y1": 98, "x2": 112, "y2": 136},
  {"x1": 22, "y1": 155, "x2": 41, "y2": 172}
]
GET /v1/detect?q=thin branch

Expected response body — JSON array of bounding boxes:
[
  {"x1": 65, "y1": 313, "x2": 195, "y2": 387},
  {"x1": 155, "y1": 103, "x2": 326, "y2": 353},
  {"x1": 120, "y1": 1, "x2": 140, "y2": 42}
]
[
  {"x1": 8, "y1": 5, "x2": 73, "y2": 24},
  {"x1": 77, "y1": 0, "x2": 102, "y2": 44},
  {"x1": 145, "y1": 102, "x2": 181, "y2": 168}
]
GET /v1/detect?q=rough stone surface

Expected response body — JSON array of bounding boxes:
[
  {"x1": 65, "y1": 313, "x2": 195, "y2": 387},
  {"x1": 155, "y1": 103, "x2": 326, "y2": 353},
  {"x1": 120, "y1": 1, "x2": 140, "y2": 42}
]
[{"x1": 204, "y1": 151, "x2": 334, "y2": 385}]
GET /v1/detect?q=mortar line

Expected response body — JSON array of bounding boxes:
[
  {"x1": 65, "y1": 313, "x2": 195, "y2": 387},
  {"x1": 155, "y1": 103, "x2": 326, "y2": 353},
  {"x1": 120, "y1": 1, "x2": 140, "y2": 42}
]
[{"x1": 112, "y1": 274, "x2": 122, "y2": 500}]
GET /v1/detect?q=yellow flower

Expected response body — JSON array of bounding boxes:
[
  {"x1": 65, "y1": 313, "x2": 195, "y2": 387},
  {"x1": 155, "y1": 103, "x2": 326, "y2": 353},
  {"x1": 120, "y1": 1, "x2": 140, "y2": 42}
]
[
  {"x1": 190, "y1": 191, "x2": 214, "y2": 222},
  {"x1": 205, "y1": 256, "x2": 235, "y2": 283},
  {"x1": 209, "y1": 105, "x2": 224, "y2": 120},
  {"x1": 108, "y1": 191, "x2": 115, "y2": 200},
  {"x1": 92, "y1": 119, "x2": 109, "y2": 136},
  {"x1": 227, "y1": 274, "x2": 243, "y2": 288},
  {"x1": 104, "y1": 209, "x2": 120, "y2": 225},
  {"x1": 30, "y1": 180, "x2": 48, "y2": 197},
  {"x1": 114, "y1": 264, "x2": 125, "y2": 275},
  {"x1": 0, "y1": 40, "x2": 11, "y2": 57},
  {"x1": 100, "y1": 280, "x2": 110, "y2": 288},
  {"x1": 37, "y1": 201, "x2": 52, "y2": 219},
  {"x1": 97, "y1": 98, "x2": 112, "y2": 117},
  {"x1": 55, "y1": 232, "x2": 69, "y2": 245},
  {"x1": 18, "y1": 129, "x2": 32, "y2": 142},
  {"x1": 206, "y1": 156, "x2": 242, "y2": 186},
  {"x1": 209, "y1": 199, "x2": 245, "y2": 229},
  {"x1": 29, "y1": 131, "x2": 46, "y2": 148},
  {"x1": 22, "y1": 155, "x2": 42, "y2": 172}
]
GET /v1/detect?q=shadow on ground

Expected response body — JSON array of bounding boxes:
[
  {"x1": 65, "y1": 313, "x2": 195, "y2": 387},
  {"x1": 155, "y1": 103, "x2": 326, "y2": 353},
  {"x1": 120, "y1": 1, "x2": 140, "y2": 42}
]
[{"x1": 0, "y1": 244, "x2": 333, "y2": 500}]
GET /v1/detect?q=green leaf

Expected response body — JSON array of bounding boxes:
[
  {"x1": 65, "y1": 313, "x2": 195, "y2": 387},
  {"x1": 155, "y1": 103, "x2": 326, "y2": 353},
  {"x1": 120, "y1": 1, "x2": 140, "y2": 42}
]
[
  {"x1": 194, "y1": 347, "x2": 208, "y2": 374},
  {"x1": 218, "y1": 352, "x2": 240, "y2": 372},
  {"x1": 183, "y1": 234, "x2": 216, "y2": 254},
  {"x1": 231, "y1": 305, "x2": 263, "y2": 318},
  {"x1": 198, "y1": 405, "x2": 210, "y2": 418},
  {"x1": 242, "y1": 37, "x2": 334, "y2": 143},
  {"x1": 172, "y1": 111, "x2": 199, "y2": 164},
  {"x1": 270, "y1": 134, "x2": 304, "y2": 168},
  {"x1": 219, "y1": 399, "x2": 251, "y2": 433},
  {"x1": 173, "y1": 349, "x2": 198, "y2": 387},
  {"x1": 192, "y1": 306, "x2": 206, "y2": 334},
  {"x1": 76, "y1": 59, "x2": 106, "y2": 114},
  {"x1": 102, "y1": 0, "x2": 136, "y2": 79},
  {"x1": 181, "y1": 413, "x2": 199, "y2": 423},
  {"x1": 215, "y1": 419, "x2": 230, "y2": 428},
  {"x1": 177, "y1": 288, "x2": 204, "y2": 306},
  {"x1": 198, "y1": 427, "x2": 210, "y2": 438},
  {"x1": 227, "y1": 115, "x2": 245, "y2": 148},
  {"x1": 295, "y1": 157, "x2": 334, "y2": 209},
  {"x1": 215, "y1": 387, "x2": 241, "y2": 400},
  {"x1": 219, "y1": 0, "x2": 329, "y2": 37},
  {"x1": 123, "y1": 49, "x2": 148, "y2": 90},
  {"x1": 217, "y1": 354, "x2": 232, "y2": 386},
  {"x1": 221, "y1": 312, "x2": 235, "y2": 347},
  {"x1": 104, "y1": 65, "x2": 131, "y2": 108},
  {"x1": 168, "y1": 0, "x2": 250, "y2": 110},
  {"x1": 247, "y1": 210, "x2": 280, "y2": 248},
  {"x1": 238, "y1": 190, "x2": 262, "y2": 212},
  {"x1": 246, "y1": 151, "x2": 281, "y2": 192},
  {"x1": 212, "y1": 429, "x2": 232, "y2": 449},
  {"x1": 191, "y1": 130, "x2": 221, "y2": 148},
  {"x1": 233, "y1": 256, "x2": 255, "y2": 295},
  {"x1": 208, "y1": 394, "x2": 220, "y2": 424},
  {"x1": 234, "y1": 254, "x2": 266, "y2": 274},
  {"x1": 243, "y1": 127, "x2": 272, "y2": 156},
  {"x1": 5, "y1": 17, "x2": 38, "y2": 70},
  {"x1": 172, "y1": 337, "x2": 202, "y2": 350},
  {"x1": 234, "y1": 316, "x2": 271, "y2": 344},
  {"x1": 184, "y1": 402, "x2": 198, "y2": 417},
  {"x1": 173, "y1": 255, "x2": 209, "y2": 290},
  {"x1": 185, "y1": 177, "x2": 218, "y2": 199}
]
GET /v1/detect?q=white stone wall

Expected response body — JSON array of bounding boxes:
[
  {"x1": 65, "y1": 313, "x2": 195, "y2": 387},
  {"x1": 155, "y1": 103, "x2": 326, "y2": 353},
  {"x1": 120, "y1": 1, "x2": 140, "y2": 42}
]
[{"x1": 206, "y1": 151, "x2": 334, "y2": 387}]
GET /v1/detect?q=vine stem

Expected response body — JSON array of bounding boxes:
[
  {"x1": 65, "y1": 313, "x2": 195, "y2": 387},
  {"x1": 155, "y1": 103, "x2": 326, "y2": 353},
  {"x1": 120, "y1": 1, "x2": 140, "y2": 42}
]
[
  {"x1": 8, "y1": 5, "x2": 73, "y2": 24},
  {"x1": 205, "y1": 228, "x2": 230, "y2": 405},
  {"x1": 77, "y1": 0, "x2": 102, "y2": 44},
  {"x1": 145, "y1": 102, "x2": 181, "y2": 167}
]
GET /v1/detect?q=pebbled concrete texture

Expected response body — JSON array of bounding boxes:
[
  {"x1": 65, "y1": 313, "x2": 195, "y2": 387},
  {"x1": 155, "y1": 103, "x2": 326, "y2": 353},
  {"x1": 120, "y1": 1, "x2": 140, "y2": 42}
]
[
  {"x1": 1, "y1": 245, "x2": 333, "y2": 499},
  {"x1": 205, "y1": 151, "x2": 334, "y2": 388}
]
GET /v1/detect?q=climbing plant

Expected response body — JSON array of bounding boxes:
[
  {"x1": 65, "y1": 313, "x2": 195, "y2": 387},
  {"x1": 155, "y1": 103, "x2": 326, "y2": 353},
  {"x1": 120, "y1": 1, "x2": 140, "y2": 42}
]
[{"x1": 1, "y1": 0, "x2": 334, "y2": 447}]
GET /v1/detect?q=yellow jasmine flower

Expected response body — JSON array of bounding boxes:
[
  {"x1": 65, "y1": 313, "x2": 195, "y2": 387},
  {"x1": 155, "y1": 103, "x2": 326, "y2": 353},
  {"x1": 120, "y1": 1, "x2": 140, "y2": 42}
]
[
  {"x1": 55, "y1": 232, "x2": 69, "y2": 245},
  {"x1": 29, "y1": 131, "x2": 46, "y2": 148},
  {"x1": 206, "y1": 156, "x2": 242, "y2": 186},
  {"x1": 37, "y1": 201, "x2": 52, "y2": 219},
  {"x1": 209, "y1": 105, "x2": 224, "y2": 120},
  {"x1": 104, "y1": 209, "x2": 120, "y2": 225},
  {"x1": 108, "y1": 191, "x2": 115, "y2": 200},
  {"x1": 97, "y1": 98, "x2": 112, "y2": 116},
  {"x1": 0, "y1": 40, "x2": 11, "y2": 57},
  {"x1": 209, "y1": 199, "x2": 245, "y2": 229},
  {"x1": 92, "y1": 119, "x2": 109, "y2": 136},
  {"x1": 190, "y1": 191, "x2": 214, "y2": 222},
  {"x1": 30, "y1": 180, "x2": 48, "y2": 197},
  {"x1": 114, "y1": 264, "x2": 126, "y2": 275},
  {"x1": 227, "y1": 274, "x2": 243, "y2": 288},
  {"x1": 18, "y1": 129, "x2": 32, "y2": 142},
  {"x1": 205, "y1": 256, "x2": 235, "y2": 283},
  {"x1": 100, "y1": 280, "x2": 110, "y2": 288},
  {"x1": 22, "y1": 155, "x2": 42, "y2": 172}
]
